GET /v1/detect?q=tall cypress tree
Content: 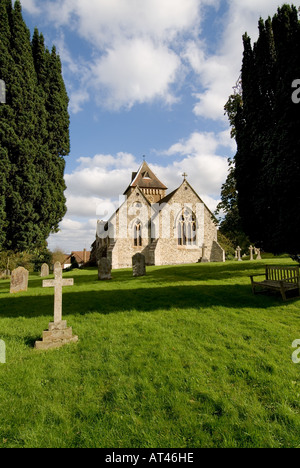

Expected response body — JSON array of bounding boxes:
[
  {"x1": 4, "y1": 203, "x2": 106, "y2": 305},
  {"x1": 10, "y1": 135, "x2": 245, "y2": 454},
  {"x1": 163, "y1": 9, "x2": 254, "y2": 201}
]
[
  {"x1": 0, "y1": 0, "x2": 70, "y2": 251},
  {"x1": 5, "y1": 0, "x2": 40, "y2": 250},
  {"x1": 233, "y1": 4, "x2": 300, "y2": 256},
  {"x1": 0, "y1": 0, "x2": 14, "y2": 249}
]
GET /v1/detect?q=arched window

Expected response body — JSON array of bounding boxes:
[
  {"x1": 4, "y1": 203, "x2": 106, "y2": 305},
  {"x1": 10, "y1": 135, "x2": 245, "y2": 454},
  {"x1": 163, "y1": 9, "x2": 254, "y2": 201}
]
[
  {"x1": 177, "y1": 209, "x2": 197, "y2": 246},
  {"x1": 134, "y1": 221, "x2": 142, "y2": 247}
]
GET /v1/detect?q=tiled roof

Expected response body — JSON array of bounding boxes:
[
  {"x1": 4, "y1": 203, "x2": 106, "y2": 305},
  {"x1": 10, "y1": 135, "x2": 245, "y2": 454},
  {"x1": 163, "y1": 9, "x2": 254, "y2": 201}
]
[
  {"x1": 124, "y1": 161, "x2": 167, "y2": 194},
  {"x1": 62, "y1": 251, "x2": 91, "y2": 265},
  {"x1": 72, "y1": 251, "x2": 91, "y2": 264}
]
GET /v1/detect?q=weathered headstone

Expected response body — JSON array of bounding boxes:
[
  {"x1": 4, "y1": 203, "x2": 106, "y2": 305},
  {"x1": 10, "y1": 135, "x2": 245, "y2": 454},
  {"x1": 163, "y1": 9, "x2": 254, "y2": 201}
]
[
  {"x1": 35, "y1": 262, "x2": 78, "y2": 350},
  {"x1": 10, "y1": 267, "x2": 29, "y2": 294},
  {"x1": 201, "y1": 244, "x2": 209, "y2": 263},
  {"x1": 249, "y1": 245, "x2": 254, "y2": 261},
  {"x1": 236, "y1": 246, "x2": 242, "y2": 262},
  {"x1": 41, "y1": 263, "x2": 50, "y2": 277},
  {"x1": 256, "y1": 248, "x2": 262, "y2": 260},
  {"x1": 132, "y1": 253, "x2": 146, "y2": 277},
  {"x1": 98, "y1": 258, "x2": 112, "y2": 281}
]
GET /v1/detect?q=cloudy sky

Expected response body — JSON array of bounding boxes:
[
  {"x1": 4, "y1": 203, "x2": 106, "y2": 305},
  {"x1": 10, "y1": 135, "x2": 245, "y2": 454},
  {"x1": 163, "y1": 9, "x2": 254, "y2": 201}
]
[{"x1": 20, "y1": 0, "x2": 290, "y2": 253}]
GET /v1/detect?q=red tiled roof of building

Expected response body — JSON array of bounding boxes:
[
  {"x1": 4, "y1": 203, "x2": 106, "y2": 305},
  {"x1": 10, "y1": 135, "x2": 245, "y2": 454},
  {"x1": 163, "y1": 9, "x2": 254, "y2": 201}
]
[
  {"x1": 61, "y1": 250, "x2": 91, "y2": 266},
  {"x1": 71, "y1": 250, "x2": 91, "y2": 264}
]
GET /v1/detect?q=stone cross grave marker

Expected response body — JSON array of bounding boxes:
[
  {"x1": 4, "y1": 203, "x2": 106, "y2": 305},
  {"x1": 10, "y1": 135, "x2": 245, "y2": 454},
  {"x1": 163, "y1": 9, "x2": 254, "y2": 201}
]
[
  {"x1": 10, "y1": 267, "x2": 29, "y2": 294},
  {"x1": 237, "y1": 246, "x2": 242, "y2": 262},
  {"x1": 35, "y1": 262, "x2": 78, "y2": 350},
  {"x1": 43, "y1": 262, "x2": 74, "y2": 323},
  {"x1": 40, "y1": 263, "x2": 49, "y2": 277}
]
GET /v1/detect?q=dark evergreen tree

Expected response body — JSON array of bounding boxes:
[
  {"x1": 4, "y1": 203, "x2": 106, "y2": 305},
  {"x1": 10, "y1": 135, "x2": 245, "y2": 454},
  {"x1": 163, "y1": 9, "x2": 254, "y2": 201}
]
[
  {"x1": 5, "y1": 0, "x2": 41, "y2": 250},
  {"x1": 215, "y1": 159, "x2": 249, "y2": 251},
  {"x1": 0, "y1": 0, "x2": 14, "y2": 249},
  {"x1": 216, "y1": 91, "x2": 249, "y2": 250},
  {"x1": 233, "y1": 4, "x2": 300, "y2": 256},
  {"x1": 0, "y1": 0, "x2": 70, "y2": 251}
]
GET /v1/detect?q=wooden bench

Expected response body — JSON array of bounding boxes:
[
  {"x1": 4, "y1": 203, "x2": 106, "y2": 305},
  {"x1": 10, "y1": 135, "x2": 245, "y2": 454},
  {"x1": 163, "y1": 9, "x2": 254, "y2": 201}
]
[{"x1": 250, "y1": 265, "x2": 300, "y2": 301}]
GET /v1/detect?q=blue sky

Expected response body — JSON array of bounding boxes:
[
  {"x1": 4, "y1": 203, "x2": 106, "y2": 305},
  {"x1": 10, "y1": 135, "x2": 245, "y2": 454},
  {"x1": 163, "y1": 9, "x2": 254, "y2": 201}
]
[{"x1": 20, "y1": 0, "x2": 294, "y2": 252}]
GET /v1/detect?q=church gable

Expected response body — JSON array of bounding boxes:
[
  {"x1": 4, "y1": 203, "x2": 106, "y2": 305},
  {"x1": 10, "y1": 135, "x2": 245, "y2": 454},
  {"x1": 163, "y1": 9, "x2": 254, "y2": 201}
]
[
  {"x1": 117, "y1": 186, "x2": 151, "y2": 241},
  {"x1": 154, "y1": 180, "x2": 206, "y2": 244},
  {"x1": 124, "y1": 161, "x2": 167, "y2": 204},
  {"x1": 160, "y1": 179, "x2": 204, "y2": 207}
]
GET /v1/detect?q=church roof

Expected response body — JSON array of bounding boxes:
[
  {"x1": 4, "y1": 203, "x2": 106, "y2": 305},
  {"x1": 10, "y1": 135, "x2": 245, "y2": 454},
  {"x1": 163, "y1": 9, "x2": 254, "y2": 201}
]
[
  {"x1": 159, "y1": 187, "x2": 179, "y2": 205},
  {"x1": 124, "y1": 161, "x2": 167, "y2": 195}
]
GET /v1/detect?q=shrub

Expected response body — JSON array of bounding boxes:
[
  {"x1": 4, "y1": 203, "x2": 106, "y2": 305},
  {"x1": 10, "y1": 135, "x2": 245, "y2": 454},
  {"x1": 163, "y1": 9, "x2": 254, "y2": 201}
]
[{"x1": 0, "y1": 251, "x2": 34, "y2": 273}]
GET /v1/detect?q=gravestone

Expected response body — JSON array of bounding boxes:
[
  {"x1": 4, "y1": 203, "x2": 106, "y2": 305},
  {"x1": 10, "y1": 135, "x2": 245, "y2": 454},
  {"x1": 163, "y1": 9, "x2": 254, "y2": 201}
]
[
  {"x1": 249, "y1": 245, "x2": 254, "y2": 261},
  {"x1": 236, "y1": 246, "x2": 242, "y2": 262},
  {"x1": 256, "y1": 248, "x2": 262, "y2": 260},
  {"x1": 201, "y1": 244, "x2": 209, "y2": 263},
  {"x1": 41, "y1": 263, "x2": 49, "y2": 277},
  {"x1": 10, "y1": 267, "x2": 29, "y2": 294},
  {"x1": 132, "y1": 253, "x2": 146, "y2": 277},
  {"x1": 35, "y1": 262, "x2": 78, "y2": 350},
  {"x1": 98, "y1": 258, "x2": 112, "y2": 281}
]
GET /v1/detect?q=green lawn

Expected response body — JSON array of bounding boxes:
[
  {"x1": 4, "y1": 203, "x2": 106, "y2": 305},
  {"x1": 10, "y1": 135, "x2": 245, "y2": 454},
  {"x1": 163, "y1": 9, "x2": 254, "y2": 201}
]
[{"x1": 0, "y1": 258, "x2": 299, "y2": 448}]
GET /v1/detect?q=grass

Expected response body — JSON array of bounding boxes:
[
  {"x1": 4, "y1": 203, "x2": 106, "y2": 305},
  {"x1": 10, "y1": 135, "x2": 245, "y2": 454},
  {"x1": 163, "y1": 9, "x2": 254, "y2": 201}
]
[{"x1": 0, "y1": 258, "x2": 299, "y2": 448}]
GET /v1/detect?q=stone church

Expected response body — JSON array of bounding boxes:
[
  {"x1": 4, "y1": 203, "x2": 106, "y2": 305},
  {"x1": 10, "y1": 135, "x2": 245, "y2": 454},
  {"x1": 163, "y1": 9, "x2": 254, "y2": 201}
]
[{"x1": 92, "y1": 161, "x2": 225, "y2": 269}]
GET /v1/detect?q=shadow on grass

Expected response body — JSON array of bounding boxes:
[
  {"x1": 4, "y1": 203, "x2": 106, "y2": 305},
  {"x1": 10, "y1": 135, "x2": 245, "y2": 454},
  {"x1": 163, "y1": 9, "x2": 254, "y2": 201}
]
[
  {"x1": 0, "y1": 261, "x2": 295, "y2": 294},
  {"x1": 1, "y1": 261, "x2": 298, "y2": 321},
  {"x1": 0, "y1": 282, "x2": 293, "y2": 321}
]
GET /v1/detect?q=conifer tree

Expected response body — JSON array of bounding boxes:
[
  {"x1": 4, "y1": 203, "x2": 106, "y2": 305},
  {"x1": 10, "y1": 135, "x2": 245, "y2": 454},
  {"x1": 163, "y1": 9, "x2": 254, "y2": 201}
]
[
  {"x1": 0, "y1": 0, "x2": 70, "y2": 251},
  {"x1": 233, "y1": 4, "x2": 300, "y2": 256},
  {"x1": 0, "y1": 0, "x2": 14, "y2": 249}
]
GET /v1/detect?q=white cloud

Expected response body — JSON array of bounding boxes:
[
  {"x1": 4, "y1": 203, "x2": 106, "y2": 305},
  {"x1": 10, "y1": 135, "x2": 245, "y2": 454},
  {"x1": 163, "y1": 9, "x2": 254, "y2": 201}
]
[
  {"x1": 48, "y1": 218, "x2": 96, "y2": 253},
  {"x1": 66, "y1": 196, "x2": 118, "y2": 220},
  {"x1": 65, "y1": 152, "x2": 138, "y2": 199},
  {"x1": 165, "y1": 131, "x2": 220, "y2": 156},
  {"x1": 187, "y1": 0, "x2": 285, "y2": 121},
  {"x1": 43, "y1": 0, "x2": 203, "y2": 45},
  {"x1": 21, "y1": 0, "x2": 220, "y2": 111},
  {"x1": 22, "y1": 0, "x2": 286, "y2": 116},
  {"x1": 156, "y1": 130, "x2": 233, "y2": 199},
  {"x1": 77, "y1": 152, "x2": 136, "y2": 170},
  {"x1": 59, "y1": 218, "x2": 83, "y2": 231},
  {"x1": 68, "y1": 89, "x2": 90, "y2": 114},
  {"x1": 90, "y1": 38, "x2": 182, "y2": 109},
  {"x1": 20, "y1": 0, "x2": 41, "y2": 15}
]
